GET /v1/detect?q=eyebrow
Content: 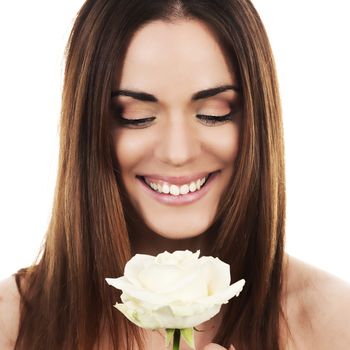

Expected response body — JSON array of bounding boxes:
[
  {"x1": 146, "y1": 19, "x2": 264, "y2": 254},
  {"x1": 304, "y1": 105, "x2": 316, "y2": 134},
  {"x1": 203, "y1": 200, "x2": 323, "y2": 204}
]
[{"x1": 111, "y1": 84, "x2": 241, "y2": 102}]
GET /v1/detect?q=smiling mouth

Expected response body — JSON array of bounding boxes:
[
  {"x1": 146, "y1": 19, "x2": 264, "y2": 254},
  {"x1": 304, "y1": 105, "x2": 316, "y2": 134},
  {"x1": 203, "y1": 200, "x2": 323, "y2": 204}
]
[{"x1": 137, "y1": 172, "x2": 216, "y2": 196}]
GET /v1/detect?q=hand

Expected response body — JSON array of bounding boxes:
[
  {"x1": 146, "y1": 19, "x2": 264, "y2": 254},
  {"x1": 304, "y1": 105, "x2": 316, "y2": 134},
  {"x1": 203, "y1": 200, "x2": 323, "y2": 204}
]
[{"x1": 203, "y1": 343, "x2": 236, "y2": 350}]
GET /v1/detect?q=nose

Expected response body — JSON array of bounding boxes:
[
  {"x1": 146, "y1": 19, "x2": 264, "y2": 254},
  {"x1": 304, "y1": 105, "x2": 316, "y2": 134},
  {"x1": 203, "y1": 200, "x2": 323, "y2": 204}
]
[{"x1": 154, "y1": 113, "x2": 201, "y2": 167}]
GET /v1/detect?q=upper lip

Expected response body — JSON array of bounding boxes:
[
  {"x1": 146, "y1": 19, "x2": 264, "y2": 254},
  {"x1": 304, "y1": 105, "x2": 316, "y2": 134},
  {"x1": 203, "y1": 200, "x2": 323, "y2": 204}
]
[{"x1": 138, "y1": 171, "x2": 217, "y2": 186}]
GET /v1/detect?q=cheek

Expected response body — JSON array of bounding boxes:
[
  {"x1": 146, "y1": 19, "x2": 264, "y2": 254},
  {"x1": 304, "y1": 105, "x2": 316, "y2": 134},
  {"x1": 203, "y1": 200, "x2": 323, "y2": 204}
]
[
  {"x1": 203, "y1": 123, "x2": 240, "y2": 164},
  {"x1": 113, "y1": 122, "x2": 241, "y2": 172},
  {"x1": 113, "y1": 130, "x2": 152, "y2": 172}
]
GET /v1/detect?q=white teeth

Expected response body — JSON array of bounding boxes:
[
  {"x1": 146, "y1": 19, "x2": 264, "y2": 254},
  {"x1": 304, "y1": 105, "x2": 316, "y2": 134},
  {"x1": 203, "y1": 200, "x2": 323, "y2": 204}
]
[
  {"x1": 162, "y1": 183, "x2": 170, "y2": 194},
  {"x1": 189, "y1": 182, "x2": 197, "y2": 192},
  {"x1": 180, "y1": 184, "x2": 190, "y2": 195},
  {"x1": 169, "y1": 184, "x2": 180, "y2": 196},
  {"x1": 145, "y1": 175, "x2": 210, "y2": 195}
]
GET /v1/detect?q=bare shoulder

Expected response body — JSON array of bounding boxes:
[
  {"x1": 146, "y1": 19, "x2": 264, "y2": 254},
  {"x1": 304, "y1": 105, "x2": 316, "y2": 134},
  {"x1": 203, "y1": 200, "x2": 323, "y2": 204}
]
[
  {"x1": 283, "y1": 254, "x2": 350, "y2": 349},
  {"x1": 0, "y1": 275, "x2": 20, "y2": 350}
]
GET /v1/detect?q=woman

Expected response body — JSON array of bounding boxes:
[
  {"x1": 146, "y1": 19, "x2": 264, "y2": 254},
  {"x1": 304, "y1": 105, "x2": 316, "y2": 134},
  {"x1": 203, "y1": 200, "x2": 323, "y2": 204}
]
[{"x1": 0, "y1": 0, "x2": 349, "y2": 349}]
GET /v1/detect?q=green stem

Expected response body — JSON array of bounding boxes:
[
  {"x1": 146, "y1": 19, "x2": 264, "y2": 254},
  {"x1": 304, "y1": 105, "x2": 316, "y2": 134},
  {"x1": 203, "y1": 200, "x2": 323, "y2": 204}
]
[{"x1": 173, "y1": 329, "x2": 181, "y2": 350}]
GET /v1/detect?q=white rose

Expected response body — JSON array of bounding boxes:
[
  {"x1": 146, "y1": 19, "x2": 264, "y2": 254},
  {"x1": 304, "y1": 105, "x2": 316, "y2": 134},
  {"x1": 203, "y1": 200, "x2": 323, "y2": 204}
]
[{"x1": 106, "y1": 250, "x2": 245, "y2": 330}]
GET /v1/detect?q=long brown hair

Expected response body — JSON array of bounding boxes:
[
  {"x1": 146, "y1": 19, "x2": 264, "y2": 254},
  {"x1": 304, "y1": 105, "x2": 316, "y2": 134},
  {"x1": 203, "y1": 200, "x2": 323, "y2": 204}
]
[{"x1": 14, "y1": 0, "x2": 286, "y2": 349}]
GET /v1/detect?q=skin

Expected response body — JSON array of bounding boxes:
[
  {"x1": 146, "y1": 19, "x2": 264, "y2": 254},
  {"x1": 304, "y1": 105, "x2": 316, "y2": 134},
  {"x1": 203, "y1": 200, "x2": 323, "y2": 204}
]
[
  {"x1": 111, "y1": 19, "x2": 241, "y2": 256},
  {"x1": 1, "y1": 20, "x2": 350, "y2": 350}
]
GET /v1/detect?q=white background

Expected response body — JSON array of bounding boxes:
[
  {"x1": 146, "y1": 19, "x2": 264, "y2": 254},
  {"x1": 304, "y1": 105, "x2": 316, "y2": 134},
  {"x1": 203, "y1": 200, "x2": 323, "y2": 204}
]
[{"x1": 0, "y1": 1, "x2": 349, "y2": 281}]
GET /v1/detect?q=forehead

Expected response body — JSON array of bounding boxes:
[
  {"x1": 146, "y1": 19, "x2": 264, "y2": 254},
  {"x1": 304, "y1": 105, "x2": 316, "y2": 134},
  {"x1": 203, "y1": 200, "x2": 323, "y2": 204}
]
[{"x1": 117, "y1": 19, "x2": 236, "y2": 100}]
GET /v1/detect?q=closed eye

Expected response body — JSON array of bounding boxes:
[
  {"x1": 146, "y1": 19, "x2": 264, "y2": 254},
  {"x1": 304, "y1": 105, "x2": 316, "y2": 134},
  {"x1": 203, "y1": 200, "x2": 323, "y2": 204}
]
[
  {"x1": 117, "y1": 116, "x2": 156, "y2": 128},
  {"x1": 197, "y1": 112, "x2": 235, "y2": 125},
  {"x1": 114, "y1": 110, "x2": 239, "y2": 128}
]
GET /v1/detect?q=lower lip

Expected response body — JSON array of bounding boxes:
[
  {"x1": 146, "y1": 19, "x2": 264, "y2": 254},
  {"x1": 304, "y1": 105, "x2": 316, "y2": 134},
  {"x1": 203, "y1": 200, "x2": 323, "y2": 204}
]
[{"x1": 137, "y1": 171, "x2": 219, "y2": 206}]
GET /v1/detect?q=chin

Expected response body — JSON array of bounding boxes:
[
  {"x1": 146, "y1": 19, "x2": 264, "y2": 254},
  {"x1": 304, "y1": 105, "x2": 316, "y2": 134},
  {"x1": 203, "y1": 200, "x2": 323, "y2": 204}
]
[{"x1": 145, "y1": 220, "x2": 212, "y2": 240}]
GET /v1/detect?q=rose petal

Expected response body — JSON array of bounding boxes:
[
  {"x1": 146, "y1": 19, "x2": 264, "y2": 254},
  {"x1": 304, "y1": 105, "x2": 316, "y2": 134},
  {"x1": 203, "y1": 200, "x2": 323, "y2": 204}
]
[
  {"x1": 106, "y1": 251, "x2": 246, "y2": 331},
  {"x1": 106, "y1": 277, "x2": 174, "y2": 305},
  {"x1": 166, "y1": 268, "x2": 207, "y2": 301},
  {"x1": 199, "y1": 257, "x2": 231, "y2": 294},
  {"x1": 198, "y1": 279, "x2": 246, "y2": 305},
  {"x1": 124, "y1": 254, "x2": 155, "y2": 287},
  {"x1": 155, "y1": 250, "x2": 200, "y2": 267},
  {"x1": 137, "y1": 263, "x2": 184, "y2": 292}
]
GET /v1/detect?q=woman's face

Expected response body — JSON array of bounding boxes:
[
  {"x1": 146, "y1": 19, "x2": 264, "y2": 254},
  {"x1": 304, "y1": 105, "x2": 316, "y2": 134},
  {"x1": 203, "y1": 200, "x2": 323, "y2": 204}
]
[{"x1": 111, "y1": 19, "x2": 242, "y2": 239}]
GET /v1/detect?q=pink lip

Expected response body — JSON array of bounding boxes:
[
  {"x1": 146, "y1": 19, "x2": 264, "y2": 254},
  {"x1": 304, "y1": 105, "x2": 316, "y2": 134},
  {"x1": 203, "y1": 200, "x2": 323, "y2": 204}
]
[
  {"x1": 137, "y1": 171, "x2": 219, "y2": 206},
  {"x1": 139, "y1": 171, "x2": 214, "y2": 186}
]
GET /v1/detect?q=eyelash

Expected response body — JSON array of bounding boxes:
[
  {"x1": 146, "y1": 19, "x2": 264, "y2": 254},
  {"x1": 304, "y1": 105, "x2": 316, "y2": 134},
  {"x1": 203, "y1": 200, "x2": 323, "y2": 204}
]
[{"x1": 115, "y1": 111, "x2": 236, "y2": 128}]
